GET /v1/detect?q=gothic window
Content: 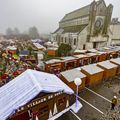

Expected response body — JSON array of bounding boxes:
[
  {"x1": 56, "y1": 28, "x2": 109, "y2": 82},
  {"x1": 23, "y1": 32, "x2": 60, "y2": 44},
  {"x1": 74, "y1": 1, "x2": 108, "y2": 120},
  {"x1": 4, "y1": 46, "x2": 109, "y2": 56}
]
[
  {"x1": 69, "y1": 38, "x2": 71, "y2": 44},
  {"x1": 65, "y1": 37, "x2": 67, "y2": 43},
  {"x1": 74, "y1": 38, "x2": 77, "y2": 45},
  {"x1": 61, "y1": 37, "x2": 63, "y2": 43}
]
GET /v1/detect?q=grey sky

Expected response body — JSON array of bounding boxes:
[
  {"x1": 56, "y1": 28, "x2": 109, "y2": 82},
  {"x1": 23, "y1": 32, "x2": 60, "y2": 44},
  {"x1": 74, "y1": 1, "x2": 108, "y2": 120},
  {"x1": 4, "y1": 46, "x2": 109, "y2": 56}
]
[{"x1": 0, "y1": 0, "x2": 120, "y2": 34}]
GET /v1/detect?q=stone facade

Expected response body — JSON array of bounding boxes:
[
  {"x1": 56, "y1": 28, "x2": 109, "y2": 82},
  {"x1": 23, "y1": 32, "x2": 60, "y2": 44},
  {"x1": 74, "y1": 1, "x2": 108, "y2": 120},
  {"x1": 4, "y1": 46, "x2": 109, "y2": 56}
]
[
  {"x1": 109, "y1": 18, "x2": 120, "y2": 45},
  {"x1": 52, "y1": 0, "x2": 113, "y2": 50}
]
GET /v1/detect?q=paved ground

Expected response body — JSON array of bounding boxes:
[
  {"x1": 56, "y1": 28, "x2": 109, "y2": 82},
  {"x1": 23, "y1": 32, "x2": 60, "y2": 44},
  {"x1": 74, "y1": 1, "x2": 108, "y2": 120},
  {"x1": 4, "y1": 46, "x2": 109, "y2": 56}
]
[{"x1": 57, "y1": 75, "x2": 120, "y2": 120}]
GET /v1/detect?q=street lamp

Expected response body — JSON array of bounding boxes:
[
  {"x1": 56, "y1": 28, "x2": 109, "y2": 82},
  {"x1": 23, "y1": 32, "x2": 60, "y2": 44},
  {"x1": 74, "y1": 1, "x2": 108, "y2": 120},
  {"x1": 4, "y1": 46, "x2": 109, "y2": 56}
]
[{"x1": 74, "y1": 78, "x2": 82, "y2": 107}]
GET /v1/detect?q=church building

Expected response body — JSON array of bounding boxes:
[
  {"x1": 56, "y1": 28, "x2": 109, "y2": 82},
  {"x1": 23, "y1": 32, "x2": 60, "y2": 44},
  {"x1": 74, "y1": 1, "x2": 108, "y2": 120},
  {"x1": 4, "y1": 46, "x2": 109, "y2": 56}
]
[{"x1": 52, "y1": 0, "x2": 113, "y2": 50}]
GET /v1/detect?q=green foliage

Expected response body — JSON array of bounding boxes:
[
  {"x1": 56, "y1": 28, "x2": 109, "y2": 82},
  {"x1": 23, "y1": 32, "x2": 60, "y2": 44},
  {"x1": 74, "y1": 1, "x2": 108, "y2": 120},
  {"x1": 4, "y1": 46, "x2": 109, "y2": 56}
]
[
  {"x1": 58, "y1": 43, "x2": 72, "y2": 56},
  {"x1": 43, "y1": 51, "x2": 60, "y2": 61}
]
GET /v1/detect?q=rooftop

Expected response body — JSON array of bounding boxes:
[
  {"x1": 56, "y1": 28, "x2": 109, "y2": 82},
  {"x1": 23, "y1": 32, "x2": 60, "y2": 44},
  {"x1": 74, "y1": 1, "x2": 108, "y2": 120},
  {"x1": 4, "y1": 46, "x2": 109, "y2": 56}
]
[
  {"x1": 97, "y1": 60, "x2": 118, "y2": 69},
  {"x1": 81, "y1": 64, "x2": 104, "y2": 75},
  {"x1": 60, "y1": 4, "x2": 90, "y2": 22},
  {"x1": 47, "y1": 47, "x2": 58, "y2": 50},
  {"x1": 7, "y1": 46, "x2": 17, "y2": 50},
  {"x1": 62, "y1": 25, "x2": 87, "y2": 33},
  {"x1": 61, "y1": 69, "x2": 86, "y2": 82},
  {"x1": 33, "y1": 43, "x2": 46, "y2": 50},
  {"x1": 74, "y1": 54, "x2": 88, "y2": 59},
  {"x1": 45, "y1": 59, "x2": 62, "y2": 64},
  {"x1": 110, "y1": 58, "x2": 120, "y2": 65},
  {"x1": 74, "y1": 49, "x2": 87, "y2": 54},
  {"x1": 61, "y1": 56, "x2": 77, "y2": 61}
]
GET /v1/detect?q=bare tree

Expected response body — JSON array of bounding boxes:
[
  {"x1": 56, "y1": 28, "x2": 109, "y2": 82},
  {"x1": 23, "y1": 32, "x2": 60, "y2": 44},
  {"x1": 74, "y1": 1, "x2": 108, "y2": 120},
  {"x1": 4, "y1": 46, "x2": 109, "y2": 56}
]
[
  {"x1": 6, "y1": 28, "x2": 13, "y2": 36},
  {"x1": 28, "y1": 26, "x2": 40, "y2": 39}
]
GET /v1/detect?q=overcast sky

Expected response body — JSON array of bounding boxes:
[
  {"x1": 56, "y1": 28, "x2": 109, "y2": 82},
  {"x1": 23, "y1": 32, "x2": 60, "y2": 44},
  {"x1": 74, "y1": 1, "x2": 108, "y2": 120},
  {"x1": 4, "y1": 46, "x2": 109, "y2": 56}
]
[{"x1": 0, "y1": 0, "x2": 120, "y2": 34}]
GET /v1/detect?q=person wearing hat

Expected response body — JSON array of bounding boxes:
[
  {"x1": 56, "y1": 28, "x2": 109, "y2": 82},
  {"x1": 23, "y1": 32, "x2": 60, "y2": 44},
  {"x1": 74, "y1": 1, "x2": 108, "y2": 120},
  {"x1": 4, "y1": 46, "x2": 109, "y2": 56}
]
[{"x1": 111, "y1": 96, "x2": 117, "y2": 110}]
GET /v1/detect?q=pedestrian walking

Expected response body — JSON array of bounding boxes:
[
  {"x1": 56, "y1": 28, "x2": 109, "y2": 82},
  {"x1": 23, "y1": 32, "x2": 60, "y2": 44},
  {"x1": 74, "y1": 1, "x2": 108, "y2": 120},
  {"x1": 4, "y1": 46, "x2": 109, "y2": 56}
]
[{"x1": 111, "y1": 96, "x2": 117, "y2": 110}]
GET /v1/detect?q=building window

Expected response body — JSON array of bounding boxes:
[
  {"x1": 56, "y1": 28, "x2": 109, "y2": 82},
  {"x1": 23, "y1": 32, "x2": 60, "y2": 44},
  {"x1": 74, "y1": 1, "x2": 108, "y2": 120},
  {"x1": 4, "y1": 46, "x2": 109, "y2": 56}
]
[
  {"x1": 83, "y1": 44, "x2": 86, "y2": 50},
  {"x1": 61, "y1": 37, "x2": 63, "y2": 43},
  {"x1": 74, "y1": 38, "x2": 77, "y2": 45},
  {"x1": 69, "y1": 38, "x2": 70, "y2": 44},
  {"x1": 39, "y1": 105, "x2": 49, "y2": 117},
  {"x1": 55, "y1": 36, "x2": 57, "y2": 41},
  {"x1": 65, "y1": 37, "x2": 67, "y2": 43},
  {"x1": 58, "y1": 97, "x2": 66, "y2": 106}
]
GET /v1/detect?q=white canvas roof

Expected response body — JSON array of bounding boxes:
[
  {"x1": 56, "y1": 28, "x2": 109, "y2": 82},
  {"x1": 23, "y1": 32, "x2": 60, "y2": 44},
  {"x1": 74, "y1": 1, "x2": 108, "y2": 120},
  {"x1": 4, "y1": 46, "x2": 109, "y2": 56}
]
[
  {"x1": 97, "y1": 51, "x2": 106, "y2": 54},
  {"x1": 74, "y1": 54, "x2": 87, "y2": 59},
  {"x1": 86, "y1": 53, "x2": 98, "y2": 56},
  {"x1": 7, "y1": 46, "x2": 17, "y2": 50},
  {"x1": 75, "y1": 67, "x2": 81, "y2": 71},
  {"x1": 0, "y1": 69, "x2": 74, "y2": 120},
  {"x1": 61, "y1": 69, "x2": 86, "y2": 82},
  {"x1": 110, "y1": 58, "x2": 120, "y2": 65},
  {"x1": 31, "y1": 39, "x2": 43, "y2": 43},
  {"x1": 33, "y1": 43, "x2": 46, "y2": 50},
  {"x1": 47, "y1": 47, "x2": 58, "y2": 50},
  {"x1": 61, "y1": 56, "x2": 77, "y2": 61},
  {"x1": 97, "y1": 60, "x2": 118, "y2": 69},
  {"x1": 87, "y1": 49, "x2": 98, "y2": 53},
  {"x1": 74, "y1": 49, "x2": 87, "y2": 53},
  {"x1": 81, "y1": 64, "x2": 104, "y2": 75},
  {"x1": 45, "y1": 59, "x2": 61, "y2": 64}
]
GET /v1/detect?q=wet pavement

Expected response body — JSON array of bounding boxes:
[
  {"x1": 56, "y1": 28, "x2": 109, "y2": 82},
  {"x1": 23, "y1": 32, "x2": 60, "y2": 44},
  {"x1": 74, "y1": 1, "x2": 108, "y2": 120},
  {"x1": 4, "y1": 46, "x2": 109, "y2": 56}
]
[
  {"x1": 57, "y1": 111, "x2": 79, "y2": 120},
  {"x1": 57, "y1": 75, "x2": 120, "y2": 120}
]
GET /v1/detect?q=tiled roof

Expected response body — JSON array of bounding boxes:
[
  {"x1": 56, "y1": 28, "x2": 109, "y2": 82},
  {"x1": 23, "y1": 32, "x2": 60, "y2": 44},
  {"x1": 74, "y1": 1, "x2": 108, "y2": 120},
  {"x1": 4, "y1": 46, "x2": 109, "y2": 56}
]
[
  {"x1": 60, "y1": 5, "x2": 90, "y2": 22},
  {"x1": 62, "y1": 25, "x2": 87, "y2": 33}
]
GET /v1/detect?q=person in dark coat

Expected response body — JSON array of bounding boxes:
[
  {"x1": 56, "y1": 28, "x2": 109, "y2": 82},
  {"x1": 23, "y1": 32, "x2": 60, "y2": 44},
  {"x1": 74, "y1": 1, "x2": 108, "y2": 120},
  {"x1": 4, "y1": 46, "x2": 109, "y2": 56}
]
[{"x1": 111, "y1": 96, "x2": 117, "y2": 110}]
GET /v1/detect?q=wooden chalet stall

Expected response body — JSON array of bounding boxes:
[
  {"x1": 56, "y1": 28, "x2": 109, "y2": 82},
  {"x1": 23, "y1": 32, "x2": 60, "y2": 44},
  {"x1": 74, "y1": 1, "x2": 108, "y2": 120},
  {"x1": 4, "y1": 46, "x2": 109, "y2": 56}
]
[
  {"x1": 60, "y1": 69, "x2": 86, "y2": 91},
  {"x1": 107, "y1": 46, "x2": 120, "y2": 59},
  {"x1": 25, "y1": 55, "x2": 37, "y2": 64},
  {"x1": 109, "y1": 50, "x2": 118, "y2": 59},
  {"x1": 97, "y1": 61, "x2": 118, "y2": 79},
  {"x1": 101, "y1": 47, "x2": 112, "y2": 60},
  {"x1": 33, "y1": 43, "x2": 46, "y2": 51},
  {"x1": 47, "y1": 47, "x2": 58, "y2": 56},
  {"x1": 7, "y1": 46, "x2": 17, "y2": 55},
  {"x1": 19, "y1": 50, "x2": 29, "y2": 59},
  {"x1": 44, "y1": 59, "x2": 64, "y2": 73},
  {"x1": 0, "y1": 69, "x2": 81, "y2": 120},
  {"x1": 61, "y1": 56, "x2": 78, "y2": 70},
  {"x1": 81, "y1": 64, "x2": 104, "y2": 86},
  {"x1": 106, "y1": 50, "x2": 117, "y2": 60},
  {"x1": 86, "y1": 53, "x2": 99, "y2": 64},
  {"x1": 110, "y1": 58, "x2": 120, "y2": 75},
  {"x1": 97, "y1": 51, "x2": 107, "y2": 62},
  {"x1": 73, "y1": 54, "x2": 89, "y2": 67},
  {"x1": 105, "y1": 47, "x2": 120, "y2": 60}
]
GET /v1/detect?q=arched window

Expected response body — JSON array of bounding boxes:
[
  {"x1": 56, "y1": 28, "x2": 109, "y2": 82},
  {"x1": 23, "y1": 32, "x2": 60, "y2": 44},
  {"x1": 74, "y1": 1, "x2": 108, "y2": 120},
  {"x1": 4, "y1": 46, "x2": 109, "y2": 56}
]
[{"x1": 74, "y1": 38, "x2": 77, "y2": 45}]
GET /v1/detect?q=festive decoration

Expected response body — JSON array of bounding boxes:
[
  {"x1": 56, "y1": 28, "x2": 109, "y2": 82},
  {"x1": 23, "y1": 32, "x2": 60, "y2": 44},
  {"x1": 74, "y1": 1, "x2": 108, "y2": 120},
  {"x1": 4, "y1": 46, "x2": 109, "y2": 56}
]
[
  {"x1": 49, "y1": 109, "x2": 53, "y2": 118},
  {"x1": 66, "y1": 100, "x2": 69, "y2": 108},
  {"x1": 53, "y1": 103, "x2": 58, "y2": 115},
  {"x1": 35, "y1": 115, "x2": 39, "y2": 120}
]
